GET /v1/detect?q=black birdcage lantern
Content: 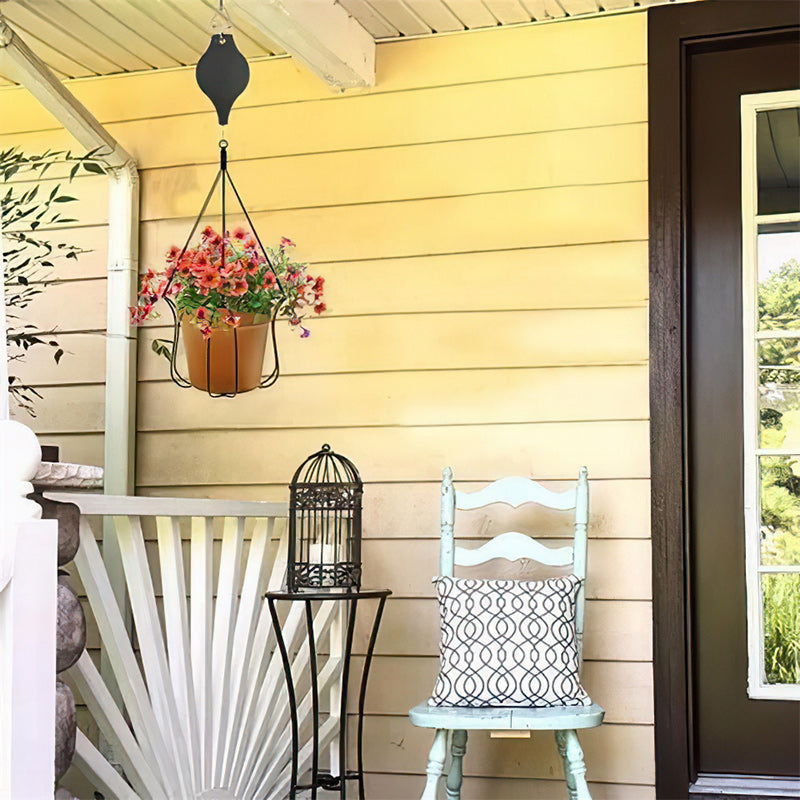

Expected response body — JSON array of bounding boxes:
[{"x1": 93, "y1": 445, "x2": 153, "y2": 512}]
[{"x1": 288, "y1": 445, "x2": 363, "y2": 593}]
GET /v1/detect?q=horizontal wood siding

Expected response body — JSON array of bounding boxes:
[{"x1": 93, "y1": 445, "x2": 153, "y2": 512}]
[{"x1": 1, "y1": 10, "x2": 652, "y2": 795}]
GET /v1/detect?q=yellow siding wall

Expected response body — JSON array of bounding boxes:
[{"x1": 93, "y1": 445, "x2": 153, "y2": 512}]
[{"x1": 3, "y1": 10, "x2": 651, "y2": 798}]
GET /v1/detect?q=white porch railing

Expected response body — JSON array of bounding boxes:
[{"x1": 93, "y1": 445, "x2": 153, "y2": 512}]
[
  {"x1": 47, "y1": 491, "x2": 343, "y2": 800},
  {"x1": 0, "y1": 420, "x2": 58, "y2": 800}
]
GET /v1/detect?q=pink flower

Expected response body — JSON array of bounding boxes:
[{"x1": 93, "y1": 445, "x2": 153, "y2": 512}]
[
  {"x1": 129, "y1": 302, "x2": 154, "y2": 325},
  {"x1": 200, "y1": 323, "x2": 212, "y2": 340},
  {"x1": 263, "y1": 271, "x2": 277, "y2": 289},
  {"x1": 223, "y1": 310, "x2": 241, "y2": 328},
  {"x1": 230, "y1": 277, "x2": 249, "y2": 296},
  {"x1": 280, "y1": 236, "x2": 295, "y2": 248},
  {"x1": 314, "y1": 302, "x2": 326, "y2": 314}
]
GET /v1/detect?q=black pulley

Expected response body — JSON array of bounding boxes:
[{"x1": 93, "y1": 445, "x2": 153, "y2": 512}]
[{"x1": 195, "y1": 33, "x2": 250, "y2": 126}]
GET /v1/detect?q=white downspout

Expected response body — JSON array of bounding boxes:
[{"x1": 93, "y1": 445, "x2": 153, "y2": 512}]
[{"x1": 105, "y1": 161, "x2": 139, "y2": 497}]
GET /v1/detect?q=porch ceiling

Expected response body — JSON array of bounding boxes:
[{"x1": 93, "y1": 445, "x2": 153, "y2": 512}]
[{"x1": 0, "y1": 0, "x2": 698, "y2": 87}]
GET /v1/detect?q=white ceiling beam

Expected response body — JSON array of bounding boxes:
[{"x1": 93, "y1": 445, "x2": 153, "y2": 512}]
[
  {"x1": 227, "y1": 0, "x2": 375, "y2": 91},
  {"x1": 0, "y1": 16, "x2": 132, "y2": 167}
]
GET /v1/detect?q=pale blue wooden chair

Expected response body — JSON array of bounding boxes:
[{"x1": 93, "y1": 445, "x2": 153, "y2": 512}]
[{"x1": 409, "y1": 467, "x2": 604, "y2": 800}]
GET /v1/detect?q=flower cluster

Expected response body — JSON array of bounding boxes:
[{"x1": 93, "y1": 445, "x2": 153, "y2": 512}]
[{"x1": 130, "y1": 226, "x2": 325, "y2": 339}]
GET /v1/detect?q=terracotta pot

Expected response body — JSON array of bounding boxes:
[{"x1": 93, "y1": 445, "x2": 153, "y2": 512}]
[{"x1": 181, "y1": 311, "x2": 269, "y2": 394}]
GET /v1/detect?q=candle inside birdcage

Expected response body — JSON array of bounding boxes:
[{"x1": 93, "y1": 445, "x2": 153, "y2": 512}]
[{"x1": 288, "y1": 444, "x2": 362, "y2": 592}]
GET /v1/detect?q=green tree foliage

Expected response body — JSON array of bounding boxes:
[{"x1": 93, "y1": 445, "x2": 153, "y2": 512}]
[
  {"x1": 2, "y1": 146, "x2": 107, "y2": 414},
  {"x1": 759, "y1": 257, "x2": 800, "y2": 331},
  {"x1": 763, "y1": 574, "x2": 800, "y2": 684},
  {"x1": 758, "y1": 255, "x2": 800, "y2": 683}
]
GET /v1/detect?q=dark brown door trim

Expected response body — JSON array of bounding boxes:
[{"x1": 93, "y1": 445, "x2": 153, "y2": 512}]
[{"x1": 648, "y1": 3, "x2": 800, "y2": 799}]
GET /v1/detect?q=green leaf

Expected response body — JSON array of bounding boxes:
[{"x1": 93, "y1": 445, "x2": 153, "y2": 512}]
[
  {"x1": 151, "y1": 338, "x2": 173, "y2": 361},
  {"x1": 82, "y1": 162, "x2": 106, "y2": 175},
  {"x1": 53, "y1": 196, "x2": 78, "y2": 203}
]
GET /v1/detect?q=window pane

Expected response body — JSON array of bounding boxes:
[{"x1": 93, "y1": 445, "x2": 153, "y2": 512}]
[
  {"x1": 759, "y1": 338, "x2": 800, "y2": 448},
  {"x1": 760, "y1": 456, "x2": 800, "y2": 566},
  {"x1": 758, "y1": 229, "x2": 800, "y2": 331},
  {"x1": 757, "y1": 108, "x2": 800, "y2": 215},
  {"x1": 761, "y1": 572, "x2": 800, "y2": 685}
]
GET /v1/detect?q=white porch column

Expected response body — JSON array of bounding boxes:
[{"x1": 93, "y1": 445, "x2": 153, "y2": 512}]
[{"x1": 1, "y1": 254, "x2": 59, "y2": 798}]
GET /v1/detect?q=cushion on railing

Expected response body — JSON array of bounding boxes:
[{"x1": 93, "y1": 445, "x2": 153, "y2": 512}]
[{"x1": 429, "y1": 574, "x2": 590, "y2": 708}]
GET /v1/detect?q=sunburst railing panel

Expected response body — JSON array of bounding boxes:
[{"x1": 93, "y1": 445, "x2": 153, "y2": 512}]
[{"x1": 46, "y1": 492, "x2": 338, "y2": 800}]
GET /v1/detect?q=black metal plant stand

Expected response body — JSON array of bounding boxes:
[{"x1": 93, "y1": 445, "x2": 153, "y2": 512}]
[{"x1": 266, "y1": 588, "x2": 391, "y2": 800}]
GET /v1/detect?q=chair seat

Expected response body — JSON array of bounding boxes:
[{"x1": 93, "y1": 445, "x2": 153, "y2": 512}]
[{"x1": 409, "y1": 701, "x2": 604, "y2": 731}]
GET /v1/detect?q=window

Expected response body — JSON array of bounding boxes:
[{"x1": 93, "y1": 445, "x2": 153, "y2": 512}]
[{"x1": 742, "y1": 91, "x2": 800, "y2": 700}]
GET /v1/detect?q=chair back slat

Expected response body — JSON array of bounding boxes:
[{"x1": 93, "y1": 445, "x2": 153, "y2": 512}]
[
  {"x1": 456, "y1": 478, "x2": 577, "y2": 511},
  {"x1": 454, "y1": 532, "x2": 573, "y2": 568},
  {"x1": 440, "y1": 465, "x2": 590, "y2": 665}
]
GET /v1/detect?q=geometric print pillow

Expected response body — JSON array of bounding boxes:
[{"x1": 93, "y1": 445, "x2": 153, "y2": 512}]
[{"x1": 429, "y1": 574, "x2": 591, "y2": 708}]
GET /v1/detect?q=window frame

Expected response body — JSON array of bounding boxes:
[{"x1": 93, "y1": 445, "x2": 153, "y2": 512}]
[{"x1": 741, "y1": 89, "x2": 800, "y2": 701}]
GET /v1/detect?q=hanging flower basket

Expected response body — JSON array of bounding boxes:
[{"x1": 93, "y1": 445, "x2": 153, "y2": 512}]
[{"x1": 130, "y1": 224, "x2": 326, "y2": 397}]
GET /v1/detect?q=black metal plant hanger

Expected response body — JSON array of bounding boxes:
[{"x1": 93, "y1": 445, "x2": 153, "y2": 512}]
[{"x1": 161, "y1": 4, "x2": 288, "y2": 398}]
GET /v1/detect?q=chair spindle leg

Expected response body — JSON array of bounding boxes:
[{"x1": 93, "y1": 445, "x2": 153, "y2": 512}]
[
  {"x1": 555, "y1": 730, "x2": 577, "y2": 800},
  {"x1": 445, "y1": 730, "x2": 467, "y2": 800},
  {"x1": 560, "y1": 730, "x2": 591, "y2": 800},
  {"x1": 420, "y1": 729, "x2": 448, "y2": 800}
]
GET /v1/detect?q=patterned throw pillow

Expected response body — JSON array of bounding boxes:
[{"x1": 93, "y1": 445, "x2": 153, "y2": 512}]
[{"x1": 429, "y1": 574, "x2": 591, "y2": 708}]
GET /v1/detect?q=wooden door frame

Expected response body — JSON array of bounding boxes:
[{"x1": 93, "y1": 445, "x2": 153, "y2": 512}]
[{"x1": 648, "y1": 3, "x2": 800, "y2": 799}]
